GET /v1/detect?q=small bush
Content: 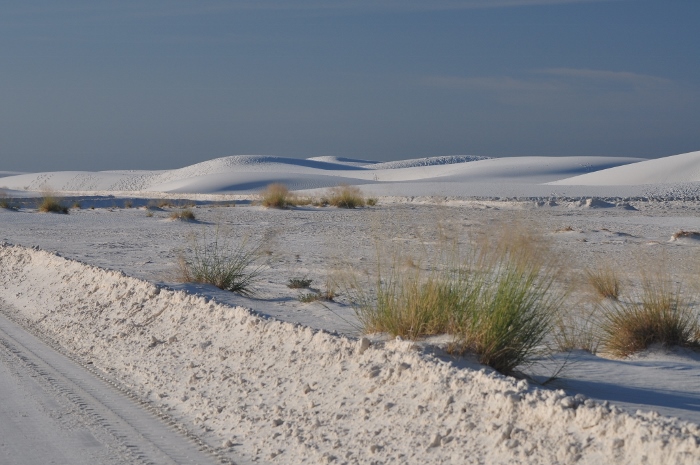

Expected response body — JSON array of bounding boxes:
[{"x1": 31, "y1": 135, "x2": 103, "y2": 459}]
[
  {"x1": 600, "y1": 277, "x2": 700, "y2": 357},
  {"x1": 288, "y1": 277, "x2": 313, "y2": 289},
  {"x1": 261, "y1": 183, "x2": 296, "y2": 209},
  {"x1": 38, "y1": 196, "x2": 68, "y2": 214},
  {"x1": 327, "y1": 185, "x2": 365, "y2": 208},
  {"x1": 170, "y1": 209, "x2": 196, "y2": 221},
  {"x1": 177, "y1": 226, "x2": 267, "y2": 296},
  {"x1": 366, "y1": 197, "x2": 378, "y2": 206},
  {"x1": 586, "y1": 265, "x2": 621, "y2": 300}
]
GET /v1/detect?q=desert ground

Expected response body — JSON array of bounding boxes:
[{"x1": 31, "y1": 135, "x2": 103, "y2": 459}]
[{"x1": 2, "y1": 152, "x2": 700, "y2": 464}]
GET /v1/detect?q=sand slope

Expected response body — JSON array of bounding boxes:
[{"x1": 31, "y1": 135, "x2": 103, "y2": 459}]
[
  {"x1": 551, "y1": 150, "x2": 700, "y2": 186},
  {"x1": 1, "y1": 243, "x2": 698, "y2": 465},
  {"x1": 0, "y1": 154, "x2": 647, "y2": 196}
]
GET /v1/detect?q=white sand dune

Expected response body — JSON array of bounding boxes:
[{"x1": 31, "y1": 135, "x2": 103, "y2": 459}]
[
  {"x1": 551, "y1": 150, "x2": 700, "y2": 186},
  {"x1": 0, "y1": 154, "x2": 647, "y2": 197},
  {"x1": 3, "y1": 150, "x2": 700, "y2": 463}
]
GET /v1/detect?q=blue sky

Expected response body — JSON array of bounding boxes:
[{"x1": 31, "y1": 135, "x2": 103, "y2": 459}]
[{"x1": 2, "y1": 0, "x2": 699, "y2": 171}]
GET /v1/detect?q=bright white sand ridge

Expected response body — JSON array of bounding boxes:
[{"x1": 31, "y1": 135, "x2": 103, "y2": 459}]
[
  {"x1": 0, "y1": 154, "x2": 646, "y2": 197},
  {"x1": 1, "y1": 244, "x2": 699, "y2": 465},
  {"x1": 550, "y1": 150, "x2": 700, "y2": 185}
]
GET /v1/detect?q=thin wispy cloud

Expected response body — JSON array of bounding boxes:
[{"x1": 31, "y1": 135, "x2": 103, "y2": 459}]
[
  {"x1": 424, "y1": 68, "x2": 684, "y2": 95},
  {"x1": 536, "y1": 68, "x2": 673, "y2": 88}
]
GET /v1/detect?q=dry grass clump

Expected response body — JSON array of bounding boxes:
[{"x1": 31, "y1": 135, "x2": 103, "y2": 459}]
[
  {"x1": 327, "y1": 185, "x2": 365, "y2": 208},
  {"x1": 261, "y1": 183, "x2": 298, "y2": 208},
  {"x1": 0, "y1": 192, "x2": 17, "y2": 210},
  {"x1": 38, "y1": 195, "x2": 68, "y2": 214},
  {"x1": 586, "y1": 265, "x2": 621, "y2": 301},
  {"x1": 288, "y1": 277, "x2": 313, "y2": 289},
  {"x1": 177, "y1": 226, "x2": 268, "y2": 296},
  {"x1": 671, "y1": 230, "x2": 700, "y2": 241},
  {"x1": 348, "y1": 228, "x2": 563, "y2": 374},
  {"x1": 600, "y1": 277, "x2": 700, "y2": 357},
  {"x1": 170, "y1": 209, "x2": 196, "y2": 221},
  {"x1": 298, "y1": 290, "x2": 335, "y2": 303}
]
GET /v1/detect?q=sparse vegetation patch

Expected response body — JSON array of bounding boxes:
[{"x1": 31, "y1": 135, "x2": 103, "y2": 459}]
[
  {"x1": 177, "y1": 226, "x2": 268, "y2": 296},
  {"x1": 170, "y1": 209, "x2": 196, "y2": 221},
  {"x1": 261, "y1": 183, "x2": 298, "y2": 209},
  {"x1": 327, "y1": 185, "x2": 365, "y2": 208},
  {"x1": 599, "y1": 277, "x2": 700, "y2": 357},
  {"x1": 288, "y1": 277, "x2": 313, "y2": 289},
  {"x1": 38, "y1": 196, "x2": 69, "y2": 214}
]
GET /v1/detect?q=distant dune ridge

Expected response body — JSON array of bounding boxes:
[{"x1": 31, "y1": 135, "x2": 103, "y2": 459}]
[{"x1": 2, "y1": 151, "x2": 700, "y2": 197}]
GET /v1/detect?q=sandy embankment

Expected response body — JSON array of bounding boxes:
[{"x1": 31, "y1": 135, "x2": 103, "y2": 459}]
[{"x1": 1, "y1": 243, "x2": 699, "y2": 464}]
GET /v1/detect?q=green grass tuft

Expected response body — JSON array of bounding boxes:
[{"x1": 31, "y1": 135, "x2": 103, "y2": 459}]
[{"x1": 346, "y1": 229, "x2": 562, "y2": 375}]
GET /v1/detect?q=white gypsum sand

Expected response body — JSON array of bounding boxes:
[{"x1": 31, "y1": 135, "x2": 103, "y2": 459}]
[
  {"x1": 2, "y1": 244, "x2": 700, "y2": 464},
  {"x1": 2, "y1": 151, "x2": 700, "y2": 463}
]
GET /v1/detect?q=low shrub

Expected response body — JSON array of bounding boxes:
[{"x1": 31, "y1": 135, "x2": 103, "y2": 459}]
[
  {"x1": 177, "y1": 226, "x2": 267, "y2": 296},
  {"x1": 600, "y1": 277, "x2": 699, "y2": 357},
  {"x1": 170, "y1": 209, "x2": 196, "y2": 221},
  {"x1": 366, "y1": 197, "x2": 378, "y2": 206},
  {"x1": 261, "y1": 183, "x2": 296, "y2": 208},
  {"x1": 327, "y1": 185, "x2": 365, "y2": 208}
]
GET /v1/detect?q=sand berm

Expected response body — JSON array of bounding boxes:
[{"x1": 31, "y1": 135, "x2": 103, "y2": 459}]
[{"x1": 1, "y1": 243, "x2": 698, "y2": 464}]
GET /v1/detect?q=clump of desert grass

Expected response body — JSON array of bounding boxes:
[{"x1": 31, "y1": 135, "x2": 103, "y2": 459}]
[
  {"x1": 670, "y1": 230, "x2": 700, "y2": 241},
  {"x1": 298, "y1": 279, "x2": 336, "y2": 303},
  {"x1": 260, "y1": 183, "x2": 299, "y2": 208},
  {"x1": 599, "y1": 275, "x2": 700, "y2": 357},
  {"x1": 288, "y1": 277, "x2": 313, "y2": 289},
  {"x1": 38, "y1": 191, "x2": 69, "y2": 214},
  {"x1": 176, "y1": 226, "x2": 268, "y2": 296},
  {"x1": 170, "y1": 209, "x2": 196, "y2": 222},
  {"x1": 0, "y1": 191, "x2": 17, "y2": 210},
  {"x1": 346, "y1": 226, "x2": 564, "y2": 375},
  {"x1": 327, "y1": 185, "x2": 365, "y2": 208},
  {"x1": 585, "y1": 264, "x2": 621, "y2": 301}
]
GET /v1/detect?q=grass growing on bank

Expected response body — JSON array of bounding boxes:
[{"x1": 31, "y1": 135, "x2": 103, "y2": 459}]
[
  {"x1": 38, "y1": 195, "x2": 69, "y2": 214},
  {"x1": 347, "y1": 229, "x2": 563, "y2": 374},
  {"x1": 599, "y1": 276, "x2": 700, "y2": 357},
  {"x1": 177, "y1": 226, "x2": 267, "y2": 296}
]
